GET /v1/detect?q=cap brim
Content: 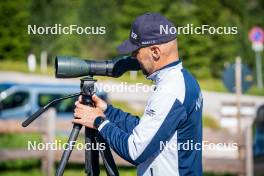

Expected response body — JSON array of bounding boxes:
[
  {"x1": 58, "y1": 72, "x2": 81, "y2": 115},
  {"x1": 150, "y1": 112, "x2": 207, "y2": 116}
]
[{"x1": 117, "y1": 39, "x2": 140, "y2": 54}]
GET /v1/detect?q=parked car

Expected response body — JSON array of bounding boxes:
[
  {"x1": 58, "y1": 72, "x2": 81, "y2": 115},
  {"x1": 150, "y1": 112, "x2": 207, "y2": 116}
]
[{"x1": 0, "y1": 83, "x2": 108, "y2": 119}]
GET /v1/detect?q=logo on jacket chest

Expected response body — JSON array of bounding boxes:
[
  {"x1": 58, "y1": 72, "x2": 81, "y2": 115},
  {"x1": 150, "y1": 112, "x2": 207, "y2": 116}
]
[
  {"x1": 195, "y1": 92, "x2": 203, "y2": 111},
  {"x1": 145, "y1": 109, "x2": 156, "y2": 117}
]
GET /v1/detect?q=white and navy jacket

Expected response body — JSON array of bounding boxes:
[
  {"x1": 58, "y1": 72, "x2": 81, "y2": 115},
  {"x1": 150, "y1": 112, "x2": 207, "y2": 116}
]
[{"x1": 98, "y1": 60, "x2": 203, "y2": 176}]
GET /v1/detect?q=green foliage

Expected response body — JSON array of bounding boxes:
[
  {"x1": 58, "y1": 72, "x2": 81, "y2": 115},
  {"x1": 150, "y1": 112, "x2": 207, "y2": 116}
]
[
  {"x1": 0, "y1": 0, "x2": 263, "y2": 80},
  {"x1": 29, "y1": 0, "x2": 81, "y2": 57},
  {"x1": 0, "y1": 0, "x2": 31, "y2": 60}
]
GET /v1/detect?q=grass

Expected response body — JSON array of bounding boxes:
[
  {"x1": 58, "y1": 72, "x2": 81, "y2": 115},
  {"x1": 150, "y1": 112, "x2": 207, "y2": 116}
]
[
  {"x1": 247, "y1": 85, "x2": 264, "y2": 96},
  {"x1": 203, "y1": 115, "x2": 220, "y2": 129},
  {"x1": 0, "y1": 60, "x2": 54, "y2": 75},
  {"x1": 0, "y1": 133, "x2": 88, "y2": 151},
  {"x1": 0, "y1": 168, "x2": 235, "y2": 176},
  {"x1": 0, "y1": 159, "x2": 41, "y2": 171},
  {"x1": 0, "y1": 167, "x2": 137, "y2": 176},
  {"x1": 0, "y1": 133, "x2": 41, "y2": 149},
  {"x1": 199, "y1": 78, "x2": 264, "y2": 96},
  {"x1": 199, "y1": 79, "x2": 226, "y2": 92}
]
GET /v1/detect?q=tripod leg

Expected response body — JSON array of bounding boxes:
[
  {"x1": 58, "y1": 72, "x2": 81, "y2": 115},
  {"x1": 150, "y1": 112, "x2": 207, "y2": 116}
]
[
  {"x1": 80, "y1": 76, "x2": 119, "y2": 175},
  {"x1": 56, "y1": 124, "x2": 82, "y2": 176},
  {"x1": 85, "y1": 128, "x2": 100, "y2": 176},
  {"x1": 96, "y1": 134, "x2": 119, "y2": 176}
]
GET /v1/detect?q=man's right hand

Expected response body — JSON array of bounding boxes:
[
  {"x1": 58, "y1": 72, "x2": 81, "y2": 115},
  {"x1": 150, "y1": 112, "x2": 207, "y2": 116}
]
[{"x1": 78, "y1": 94, "x2": 108, "y2": 112}]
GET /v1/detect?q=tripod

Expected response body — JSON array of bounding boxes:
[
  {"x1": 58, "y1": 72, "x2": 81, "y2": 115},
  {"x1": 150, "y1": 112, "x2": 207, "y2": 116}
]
[{"x1": 22, "y1": 76, "x2": 119, "y2": 176}]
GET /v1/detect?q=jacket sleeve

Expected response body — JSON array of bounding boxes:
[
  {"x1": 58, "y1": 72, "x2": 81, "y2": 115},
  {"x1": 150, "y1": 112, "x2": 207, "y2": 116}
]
[
  {"x1": 98, "y1": 89, "x2": 187, "y2": 165},
  {"x1": 104, "y1": 105, "x2": 140, "y2": 133}
]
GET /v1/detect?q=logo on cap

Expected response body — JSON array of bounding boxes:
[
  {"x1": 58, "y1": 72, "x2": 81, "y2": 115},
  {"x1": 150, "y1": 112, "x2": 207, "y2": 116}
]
[
  {"x1": 142, "y1": 40, "x2": 156, "y2": 45},
  {"x1": 131, "y1": 31, "x2": 138, "y2": 39}
]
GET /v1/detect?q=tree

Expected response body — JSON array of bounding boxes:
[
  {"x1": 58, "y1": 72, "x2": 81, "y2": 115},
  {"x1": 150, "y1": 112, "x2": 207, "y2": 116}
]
[{"x1": 0, "y1": 0, "x2": 31, "y2": 60}]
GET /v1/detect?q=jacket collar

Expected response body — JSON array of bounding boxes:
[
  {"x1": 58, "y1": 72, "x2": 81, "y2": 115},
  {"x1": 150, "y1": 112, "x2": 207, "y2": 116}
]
[{"x1": 147, "y1": 59, "x2": 182, "y2": 82}]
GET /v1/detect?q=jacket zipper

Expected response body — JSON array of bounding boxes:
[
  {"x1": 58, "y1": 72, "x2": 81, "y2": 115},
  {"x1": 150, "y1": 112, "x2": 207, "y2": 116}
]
[{"x1": 150, "y1": 168, "x2": 153, "y2": 176}]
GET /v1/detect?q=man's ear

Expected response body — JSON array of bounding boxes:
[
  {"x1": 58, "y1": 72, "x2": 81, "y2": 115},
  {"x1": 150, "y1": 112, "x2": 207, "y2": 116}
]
[{"x1": 150, "y1": 46, "x2": 160, "y2": 61}]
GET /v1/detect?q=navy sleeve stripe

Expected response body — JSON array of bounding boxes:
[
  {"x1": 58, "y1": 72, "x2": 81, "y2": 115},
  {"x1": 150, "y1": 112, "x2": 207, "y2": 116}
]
[
  {"x1": 104, "y1": 105, "x2": 140, "y2": 133},
  {"x1": 99, "y1": 121, "x2": 138, "y2": 165}
]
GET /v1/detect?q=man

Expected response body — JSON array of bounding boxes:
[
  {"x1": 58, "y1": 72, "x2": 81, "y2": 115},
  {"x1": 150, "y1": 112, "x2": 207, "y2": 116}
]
[{"x1": 73, "y1": 13, "x2": 203, "y2": 176}]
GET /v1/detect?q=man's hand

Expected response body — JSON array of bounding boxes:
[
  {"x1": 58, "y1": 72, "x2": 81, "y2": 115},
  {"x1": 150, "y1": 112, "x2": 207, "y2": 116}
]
[
  {"x1": 91, "y1": 94, "x2": 108, "y2": 112},
  {"x1": 73, "y1": 94, "x2": 106, "y2": 129}
]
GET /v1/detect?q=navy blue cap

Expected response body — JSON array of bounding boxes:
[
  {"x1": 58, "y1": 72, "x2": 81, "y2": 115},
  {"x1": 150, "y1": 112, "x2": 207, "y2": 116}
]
[{"x1": 117, "y1": 13, "x2": 177, "y2": 54}]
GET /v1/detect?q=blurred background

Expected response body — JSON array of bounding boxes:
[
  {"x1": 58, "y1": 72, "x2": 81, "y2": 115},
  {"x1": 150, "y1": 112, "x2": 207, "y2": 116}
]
[{"x1": 0, "y1": 0, "x2": 264, "y2": 176}]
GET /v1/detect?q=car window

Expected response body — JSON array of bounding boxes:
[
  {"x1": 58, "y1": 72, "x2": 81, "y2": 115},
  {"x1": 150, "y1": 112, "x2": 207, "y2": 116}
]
[
  {"x1": 1, "y1": 91, "x2": 30, "y2": 109},
  {"x1": 0, "y1": 86, "x2": 6, "y2": 92},
  {"x1": 0, "y1": 85, "x2": 11, "y2": 92},
  {"x1": 38, "y1": 93, "x2": 77, "y2": 113}
]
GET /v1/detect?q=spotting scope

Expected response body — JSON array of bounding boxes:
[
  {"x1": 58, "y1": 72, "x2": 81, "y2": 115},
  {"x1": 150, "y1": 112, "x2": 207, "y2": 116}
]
[{"x1": 55, "y1": 55, "x2": 141, "y2": 78}]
